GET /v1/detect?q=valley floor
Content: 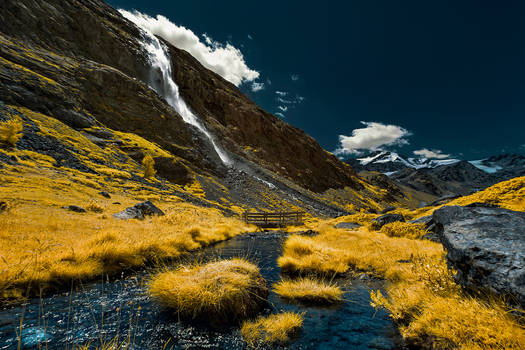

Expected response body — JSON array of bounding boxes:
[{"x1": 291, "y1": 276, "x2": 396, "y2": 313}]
[{"x1": 1, "y1": 149, "x2": 524, "y2": 348}]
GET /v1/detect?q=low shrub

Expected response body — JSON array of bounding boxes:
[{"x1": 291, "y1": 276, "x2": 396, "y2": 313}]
[
  {"x1": 148, "y1": 258, "x2": 268, "y2": 323},
  {"x1": 273, "y1": 277, "x2": 343, "y2": 304},
  {"x1": 240, "y1": 312, "x2": 303, "y2": 347},
  {"x1": 0, "y1": 118, "x2": 23, "y2": 147},
  {"x1": 142, "y1": 154, "x2": 156, "y2": 178},
  {"x1": 86, "y1": 202, "x2": 104, "y2": 213}
]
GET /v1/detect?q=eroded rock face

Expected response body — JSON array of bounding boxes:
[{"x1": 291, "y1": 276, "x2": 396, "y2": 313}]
[
  {"x1": 433, "y1": 205, "x2": 525, "y2": 306},
  {"x1": 113, "y1": 201, "x2": 165, "y2": 220}
]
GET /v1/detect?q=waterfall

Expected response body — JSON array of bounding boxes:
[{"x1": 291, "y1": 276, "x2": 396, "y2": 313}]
[{"x1": 137, "y1": 30, "x2": 232, "y2": 166}]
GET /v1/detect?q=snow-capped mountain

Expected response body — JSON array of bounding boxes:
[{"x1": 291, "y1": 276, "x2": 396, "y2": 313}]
[
  {"x1": 347, "y1": 151, "x2": 525, "y2": 197},
  {"x1": 347, "y1": 151, "x2": 460, "y2": 173}
]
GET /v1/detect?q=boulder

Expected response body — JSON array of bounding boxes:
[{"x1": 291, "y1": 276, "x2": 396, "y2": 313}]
[
  {"x1": 410, "y1": 215, "x2": 438, "y2": 242},
  {"x1": 62, "y1": 205, "x2": 86, "y2": 213},
  {"x1": 433, "y1": 205, "x2": 525, "y2": 307},
  {"x1": 113, "y1": 200, "x2": 165, "y2": 220},
  {"x1": 0, "y1": 201, "x2": 7, "y2": 212},
  {"x1": 371, "y1": 213, "x2": 405, "y2": 229},
  {"x1": 98, "y1": 191, "x2": 111, "y2": 198},
  {"x1": 334, "y1": 222, "x2": 361, "y2": 230},
  {"x1": 379, "y1": 206, "x2": 396, "y2": 214}
]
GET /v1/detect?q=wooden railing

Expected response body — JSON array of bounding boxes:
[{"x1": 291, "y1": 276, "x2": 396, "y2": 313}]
[{"x1": 242, "y1": 211, "x2": 305, "y2": 228}]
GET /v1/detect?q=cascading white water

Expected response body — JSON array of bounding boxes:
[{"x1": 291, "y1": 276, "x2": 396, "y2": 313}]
[{"x1": 138, "y1": 30, "x2": 232, "y2": 166}]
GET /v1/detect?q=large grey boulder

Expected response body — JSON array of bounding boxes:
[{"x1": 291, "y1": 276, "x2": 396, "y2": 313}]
[
  {"x1": 113, "y1": 201, "x2": 165, "y2": 220},
  {"x1": 433, "y1": 205, "x2": 525, "y2": 306}
]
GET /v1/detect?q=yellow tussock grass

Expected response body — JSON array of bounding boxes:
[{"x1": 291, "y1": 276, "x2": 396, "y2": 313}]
[
  {"x1": 240, "y1": 312, "x2": 303, "y2": 347},
  {"x1": 0, "y1": 201, "x2": 253, "y2": 299},
  {"x1": 0, "y1": 118, "x2": 23, "y2": 146},
  {"x1": 279, "y1": 222, "x2": 524, "y2": 348},
  {"x1": 148, "y1": 258, "x2": 268, "y2": 323},
  {"x1": 274, "y1": 277, "x2": 343, "y2": 304},
  {"x1": 379, "y1": 222, "x2": 427, "y2": 239}
]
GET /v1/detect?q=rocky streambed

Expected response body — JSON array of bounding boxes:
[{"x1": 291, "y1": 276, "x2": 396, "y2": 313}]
[{"x1": 0, "y1": 233, "x2": 400, "y2": 349}]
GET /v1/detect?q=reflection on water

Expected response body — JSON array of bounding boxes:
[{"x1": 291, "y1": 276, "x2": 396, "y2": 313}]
[{"x1": 0, "y1": 232, "x2": 400, "y2": 349}]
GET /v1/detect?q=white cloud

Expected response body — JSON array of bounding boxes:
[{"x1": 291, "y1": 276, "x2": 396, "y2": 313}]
[
  {"x1": 413, "y1": 148, "x2": 450, "y2": 159},
  {"x1": 251, "y1": 81, "x2": 265, "y2": 92},
  {"x1": 247, "y1": 34, "x2": 253, "y2": 40},
  {"x1": 275, "y1": 112, "x2": 285, "y2": 118},
  {"x1": 291, "y1": 74, "x2": 299, "y2": 81},
  {"x1": 278, "y1": 105, "x2": 288, "y2": 112},
  {"x1": 266, "y1": 78, "x2": 272, "y2": 85},
  {"x1": 334, "y1": 121, "x2": 411, "y2": 155},
  {"x1": 277, "y1": 97, "x2": 293, "y2": 104},
  {"x1": 275, "y1": 91, "x2": 288, "y2": 96},
  {"x1": 119, "y1": 10, "x2": 259, "y2": 86}
]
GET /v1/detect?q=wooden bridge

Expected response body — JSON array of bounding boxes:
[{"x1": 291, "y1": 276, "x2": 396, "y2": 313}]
[{"x1": 242, "y1": 211, "x2": 305, "y2": 228}]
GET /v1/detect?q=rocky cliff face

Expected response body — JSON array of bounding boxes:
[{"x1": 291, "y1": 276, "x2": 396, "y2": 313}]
[{"x1": 0, "y1": 0, "x2": 358, "y2": 193}]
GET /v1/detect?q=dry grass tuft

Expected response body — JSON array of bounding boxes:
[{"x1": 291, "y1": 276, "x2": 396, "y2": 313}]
[
  {"x1": 240, "y1": 312, "x2": 304, "y2": 347},
  {"x1": 86, "y1": 202, "x2": 104, "y2": 213},
  {"x1": 0, "y1": 118, "x2": 23, "y2": 147},
  {"x1": 142, "y1": 154, "x2": 156, "y2": 178},
  {"x1": 148, "y1": 258, "x2": 268, "y2": 323},
  {"x1": 274, "y1": 277, "x2": 343, "y2": 304},
  {"x1": 379, "y1": 222, "x2": 427, "y2": 239}
]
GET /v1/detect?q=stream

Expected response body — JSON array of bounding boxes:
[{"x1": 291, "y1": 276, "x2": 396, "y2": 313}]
[{"x1": 0, "y1": 232, "x2": 400, "y2": 349}]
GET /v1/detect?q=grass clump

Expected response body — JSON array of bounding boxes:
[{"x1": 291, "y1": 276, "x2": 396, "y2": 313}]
[
  {"x1": 148, "y1": 258, "x2": 269, "y2": 323},
  {"x1": 279, "y1": 221, "x2": 524, "y2": 348},
  {"x1": 379, "y1": 222, "x2": 427, "y2": 239},
  {"x1": 0, "y1": 118, "x2": 23, "y2": 147},
  {"x1": 274, "y1": 277, "x2": 343, "y2": 304},
  {"x1": 240, "y1": 312, "x2": 303, "y2": 347},
  {"x1": 142, "y1": 154, "x2": 156, "y2": 178}
]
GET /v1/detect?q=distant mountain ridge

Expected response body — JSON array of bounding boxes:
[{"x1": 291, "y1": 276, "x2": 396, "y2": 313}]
[{"x1": 347, "y1": 151, "x2": 525, "y2": 197}]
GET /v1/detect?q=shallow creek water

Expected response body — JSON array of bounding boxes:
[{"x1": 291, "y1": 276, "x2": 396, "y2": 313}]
[{"x1": 0, "y1": 232, "x2": 400, "y2": 349}]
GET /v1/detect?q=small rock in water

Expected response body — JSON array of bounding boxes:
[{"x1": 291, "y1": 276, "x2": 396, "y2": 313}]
[
  {"x1": 62, "y1": 205, "x2": 86, "y2": 213},
  {"x1": 21, "y1": 327, "x2": 48, "y2": 348},
  {"x1": 113, "y1": 200, "x2": 165, "y2": 220}
]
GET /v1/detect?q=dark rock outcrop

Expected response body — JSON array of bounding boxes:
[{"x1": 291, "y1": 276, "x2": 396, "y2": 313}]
[
  {"x1": 98, "y1": 191, "x2": 111, "y2": 199},
  {"x1": 433, "y1": 205, "x2": 525, "y2": 306},
  {"x1": 371, "y1": 213, "x2": 405, "y2": 229},
  {"x1": 113, "y1": 201, "x2": 165, "y2": 220},
  {"x1": 62, "y1": 205, "x2": 87, "y2": 213},
  {"x1": 410, "y1": 215, "x2": 438, "y2": 241}
]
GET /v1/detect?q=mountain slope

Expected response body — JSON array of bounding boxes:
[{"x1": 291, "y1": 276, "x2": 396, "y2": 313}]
[
  {"x1": 0, "y1": 0, "x2": 420, "y2": 218},
  {"x1": 0, "y1": 0, "x2": 358, "y2": 193}
]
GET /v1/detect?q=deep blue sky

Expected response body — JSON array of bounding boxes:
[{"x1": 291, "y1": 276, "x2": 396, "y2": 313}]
[{"x1": 109, "y1": 0, "x2": 525, "y2": 159}]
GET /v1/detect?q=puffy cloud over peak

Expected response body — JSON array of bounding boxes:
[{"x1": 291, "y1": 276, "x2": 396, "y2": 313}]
[
  {"x1": 119, "y1": 10, "x2": 259, "y2": 86},
  {"x1": 334, "y1": 121, "x2": 411, "y2": 155},
  {"x1": 413, "y1": 148, "x2": 450, "y2": 159}
]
